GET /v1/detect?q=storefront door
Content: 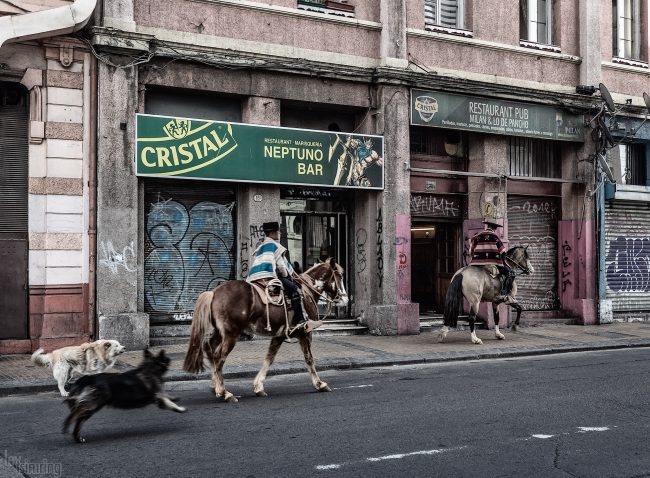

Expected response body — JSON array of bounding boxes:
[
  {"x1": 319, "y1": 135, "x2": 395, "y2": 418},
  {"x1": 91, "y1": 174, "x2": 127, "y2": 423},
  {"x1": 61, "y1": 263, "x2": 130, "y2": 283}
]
[
  {"x1": 280, "y1": 197, "x2": 349, "y2": 318},
  {"x1": 411, "y1": 222, "x2": 461, "y2": 314},
  {"x1": 0, "y1": 82, "x2": 29, "y2": 339}
]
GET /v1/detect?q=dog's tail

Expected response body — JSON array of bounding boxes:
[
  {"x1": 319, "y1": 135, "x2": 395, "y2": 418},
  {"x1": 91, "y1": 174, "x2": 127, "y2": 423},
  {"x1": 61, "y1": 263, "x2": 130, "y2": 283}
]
[
  {"x1": 31, "y1": 348, "x2": 52, "y2": 367},
  {"x1": 183, "y1": 291, "x2": 215, "y2": 374}
]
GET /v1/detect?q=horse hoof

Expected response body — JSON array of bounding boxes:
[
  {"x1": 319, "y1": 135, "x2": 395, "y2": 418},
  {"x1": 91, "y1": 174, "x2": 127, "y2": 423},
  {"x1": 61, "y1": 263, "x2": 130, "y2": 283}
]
[
  {"x1": 472, "y1": 339, "x2": 483, "y2": 345},
  {"x1": 496, "y1": 334, "x2": 505, "y2": 340},
  {"x1": 511, "y1": 324, "x2": 518, "y2": 332},
  {"x1": 437, "y1": 335, "x2": 445, "y2": 343},
  {"x1": 255, "y1": 390, "x2": 268, "y2": 397},
  {"x1": 225, "y1": 394, "x2": 238, "y2": 403},
  {"x1": 317, "y1": 383, "x2": 331, "y2": 392}
]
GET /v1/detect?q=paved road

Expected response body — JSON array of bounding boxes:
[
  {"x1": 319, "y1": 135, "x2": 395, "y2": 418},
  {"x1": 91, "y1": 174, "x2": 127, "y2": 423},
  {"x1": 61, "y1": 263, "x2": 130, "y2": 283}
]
[{"x1": 1, "y1": 348, "x2": 649, "y2": 477}]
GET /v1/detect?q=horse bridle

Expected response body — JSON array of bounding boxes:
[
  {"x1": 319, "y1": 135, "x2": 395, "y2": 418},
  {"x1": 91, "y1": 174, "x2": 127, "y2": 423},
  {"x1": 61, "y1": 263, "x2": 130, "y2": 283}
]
[
  {"x1": 505, "y1": 251, "x2": 532, "y2": 275},
  {"x1": 298, "y1": 267, "x2": 345, "y2": 317}
]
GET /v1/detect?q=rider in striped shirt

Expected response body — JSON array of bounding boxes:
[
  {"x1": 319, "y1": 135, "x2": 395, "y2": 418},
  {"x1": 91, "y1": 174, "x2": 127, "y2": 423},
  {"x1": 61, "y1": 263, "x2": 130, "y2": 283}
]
[
  {"x1": 247, "y1": 221, "x2": 321, "y2": 334},
  {"x1": 469, "y1": 218, "x2": 515, "y2": 300}
]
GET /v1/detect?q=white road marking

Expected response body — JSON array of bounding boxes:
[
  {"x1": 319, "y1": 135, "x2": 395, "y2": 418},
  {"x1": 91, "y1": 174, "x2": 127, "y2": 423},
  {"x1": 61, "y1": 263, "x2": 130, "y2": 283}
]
[
  {"x1": 315, "y1": 447, "x2": 465, "y2": 471},
  {"x1": 577, "y1": 427, "x2": 610, "y2": 432},
  {"x1": 332, "y1": 384, "x2": 373, "y2": 390},
  {"x1": 532, "y1": 434, "x2": 554, "y2": 439}
]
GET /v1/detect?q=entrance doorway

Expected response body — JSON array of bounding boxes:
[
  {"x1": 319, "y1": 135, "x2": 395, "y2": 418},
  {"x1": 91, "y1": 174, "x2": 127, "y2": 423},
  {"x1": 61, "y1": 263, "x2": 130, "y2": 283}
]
[
  {"x1": 0, "y1": 82, "x2": 29, "y2": 339},
  {"x1": 411, "y1": 222, "x2": 461, "y2": 315},
  {"x1": 280, "y1": 197, "x2": 348, "y2": 318}
]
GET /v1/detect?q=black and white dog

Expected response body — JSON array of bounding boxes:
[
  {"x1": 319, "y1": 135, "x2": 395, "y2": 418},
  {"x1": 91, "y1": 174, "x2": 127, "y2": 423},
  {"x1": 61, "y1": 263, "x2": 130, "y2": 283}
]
[{"x1": 63, "y1": 349, "x2": 186, "y2": 443}]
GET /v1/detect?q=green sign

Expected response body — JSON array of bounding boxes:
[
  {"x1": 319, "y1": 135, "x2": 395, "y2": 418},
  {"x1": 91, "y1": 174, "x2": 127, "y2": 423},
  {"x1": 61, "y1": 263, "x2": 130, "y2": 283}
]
[
  {"x1": 411, "y1": 89, "x2": 584, "y2": 142},
  {"x1": 135, "y1": 114, "x2": 384, "y2": 189}
]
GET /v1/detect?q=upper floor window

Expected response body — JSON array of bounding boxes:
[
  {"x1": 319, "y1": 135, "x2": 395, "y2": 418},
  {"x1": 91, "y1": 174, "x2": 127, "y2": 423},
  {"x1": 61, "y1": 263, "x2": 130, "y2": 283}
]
[
  {"x1": 612, "y1": 0, "x2": 641, "y2": 60},
  {"x1": 425, "y1": 0, "x2": 465, "y2": 30},
  {"x1": 520, "y1": 0, "x2": 553, "y2": 45},
  {"x1": 297, "y1": 0, "x2": 355, "y2": 17},
  {"x1": 509, "y1": 136, "x2": 560, "y2": 178},
  {"x1": 618, "y1": 143, "x2": 647, "y2": 185}
]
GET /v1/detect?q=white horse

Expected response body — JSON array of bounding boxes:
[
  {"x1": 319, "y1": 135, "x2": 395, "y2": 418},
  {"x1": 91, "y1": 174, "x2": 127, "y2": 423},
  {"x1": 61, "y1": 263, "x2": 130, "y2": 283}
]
[{"x1": 439, "y1": 246, "x2": 534, "y2": 344}]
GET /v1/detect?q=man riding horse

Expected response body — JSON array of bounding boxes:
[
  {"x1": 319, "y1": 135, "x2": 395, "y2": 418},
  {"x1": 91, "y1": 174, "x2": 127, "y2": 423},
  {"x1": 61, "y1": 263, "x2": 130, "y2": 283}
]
[
  {"x1": 246, "y1": 221, "x2": 323, "y2": 335},
  {"x1": 469, "y1": 218, "x2": 515, "y2": 302}
]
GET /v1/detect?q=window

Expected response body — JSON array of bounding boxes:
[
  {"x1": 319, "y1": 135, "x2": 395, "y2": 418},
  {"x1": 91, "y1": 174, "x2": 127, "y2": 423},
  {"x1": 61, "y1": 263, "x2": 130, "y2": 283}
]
[
  {"x1": 297, "y1": 0, "x2": 354, "y2": 17},
  {"x1": 618, "y1": 144, "x2": 647, "y2": 185},
  {"x1": 410, "y1": 127, "x2": 465, "y2": 159},
  {"x1": 425, "y1": 0, "x2": 464, "y2": 30},
  {"x1": 612, "y1": 0, "x2": 641, "y2": 60},
  {"x1": 520, "y1": 0, "x2": 552, "y2": 45},
  {"x1": 509, "y1": 137, "x2": 560, "y2": 178}
]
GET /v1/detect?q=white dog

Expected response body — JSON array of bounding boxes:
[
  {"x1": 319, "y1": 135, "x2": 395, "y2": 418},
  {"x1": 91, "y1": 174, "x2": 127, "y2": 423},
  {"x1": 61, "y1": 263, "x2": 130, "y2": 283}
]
[{"x1": 31, "y1": 340, "x2": 126, "y2": 396}]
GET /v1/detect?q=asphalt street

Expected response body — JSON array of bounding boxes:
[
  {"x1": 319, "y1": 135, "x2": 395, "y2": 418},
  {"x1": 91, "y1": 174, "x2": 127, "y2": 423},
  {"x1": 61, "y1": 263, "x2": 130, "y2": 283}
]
[{"x1": 0, "y1": 348, "x2": 649, "y2": 478}]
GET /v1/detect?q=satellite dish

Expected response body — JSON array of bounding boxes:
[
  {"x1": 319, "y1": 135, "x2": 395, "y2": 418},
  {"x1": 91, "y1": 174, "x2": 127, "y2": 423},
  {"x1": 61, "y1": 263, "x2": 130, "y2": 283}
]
[
  {"x1": 599, "y1": 83, "x2": 616, "y2": 112},
  {"x1": 644, "y1": 92, "x2": 650, "y2": 113}
]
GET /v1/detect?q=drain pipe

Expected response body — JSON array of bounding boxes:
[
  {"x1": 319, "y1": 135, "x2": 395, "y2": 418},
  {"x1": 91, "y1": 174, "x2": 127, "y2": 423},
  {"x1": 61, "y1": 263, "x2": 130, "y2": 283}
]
[{"x1": 88, "y1": 54, "x2": 98, "y2": 339}]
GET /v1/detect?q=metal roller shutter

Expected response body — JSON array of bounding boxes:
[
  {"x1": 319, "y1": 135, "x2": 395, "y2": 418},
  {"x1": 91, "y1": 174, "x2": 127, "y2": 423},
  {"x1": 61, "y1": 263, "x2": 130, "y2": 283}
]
[
  {"x1": 0, "y1": 83, "x2": 29, "y2": 339},
  {"x1": 604, "y1": 202, "x2": 650, "y2": 312},
  {"x1": 144, "y1": 179, "x2": 236, "y2": 323},
  {"x1": 507, "y1": 195, "x2": 559, "y2": 310}
]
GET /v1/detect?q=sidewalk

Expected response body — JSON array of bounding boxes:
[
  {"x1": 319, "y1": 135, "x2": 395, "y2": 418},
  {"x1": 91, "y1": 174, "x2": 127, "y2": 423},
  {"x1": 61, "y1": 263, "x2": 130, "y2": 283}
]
[{"x1": 2, "y1": 322, "x2": 650, "y2": 396}]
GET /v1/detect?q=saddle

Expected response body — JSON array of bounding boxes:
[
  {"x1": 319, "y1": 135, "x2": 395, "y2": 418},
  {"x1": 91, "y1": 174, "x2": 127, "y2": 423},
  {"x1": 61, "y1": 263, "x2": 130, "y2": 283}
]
[{"x1": 249, "y1": 279, "x2": 293, "y2": 309}]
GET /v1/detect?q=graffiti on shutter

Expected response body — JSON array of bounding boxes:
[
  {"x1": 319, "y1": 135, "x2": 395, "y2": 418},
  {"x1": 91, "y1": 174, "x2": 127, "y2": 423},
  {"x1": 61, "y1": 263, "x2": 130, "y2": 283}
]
[
  {"x1": 144, "y1": 181, "x2": 236, "y2": 322},
  {"x1": 604, "y1": 202, "x2": 650, "y2": 312},
  {"x1": 507, "y1": 196, "x2": 559, "y2": 310}
]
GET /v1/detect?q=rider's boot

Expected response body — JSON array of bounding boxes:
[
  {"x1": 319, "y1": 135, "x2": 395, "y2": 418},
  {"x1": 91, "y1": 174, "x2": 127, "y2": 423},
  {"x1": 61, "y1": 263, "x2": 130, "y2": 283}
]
[{"x1": 288, "y1": 292, "x2": 323, "y2": 335}]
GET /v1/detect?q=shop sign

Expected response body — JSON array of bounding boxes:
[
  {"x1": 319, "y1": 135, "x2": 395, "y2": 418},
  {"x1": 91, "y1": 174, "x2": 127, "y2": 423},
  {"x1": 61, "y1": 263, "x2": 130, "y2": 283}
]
[
  {"x1": 135, "y1": 114, "x2": 384, "y2": 190},
  {"x1": 411, "y1": 89, "x2": 584, "y2": 142}
]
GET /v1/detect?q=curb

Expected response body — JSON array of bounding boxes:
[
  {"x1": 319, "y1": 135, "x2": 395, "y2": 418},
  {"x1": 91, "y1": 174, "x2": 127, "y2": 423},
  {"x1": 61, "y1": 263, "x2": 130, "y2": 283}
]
[{"x1": 2, "y1": 339, "x2": 649, "y2": 397}]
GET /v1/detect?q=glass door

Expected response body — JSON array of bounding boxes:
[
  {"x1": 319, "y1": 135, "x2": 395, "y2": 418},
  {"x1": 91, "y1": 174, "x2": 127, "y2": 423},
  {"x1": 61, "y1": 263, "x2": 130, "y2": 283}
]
[{"x1": 281, "y1": 211, "x2": 348, "y2": 318}]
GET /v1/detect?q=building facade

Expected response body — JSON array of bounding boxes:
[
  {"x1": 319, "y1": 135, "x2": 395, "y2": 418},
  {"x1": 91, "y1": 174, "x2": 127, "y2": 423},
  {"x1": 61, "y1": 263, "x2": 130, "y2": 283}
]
[
  {"x1": 4, "y1": 1, "x2": 647, "y2": 351},
  {"x1": 0, "y1": 0, "x2": 97, "y2": 353}
]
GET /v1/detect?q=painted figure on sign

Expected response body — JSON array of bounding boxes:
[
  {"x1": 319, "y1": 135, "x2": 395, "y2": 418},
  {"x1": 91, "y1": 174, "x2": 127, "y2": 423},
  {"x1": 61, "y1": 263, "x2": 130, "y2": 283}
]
[{"x1": 332, "y1": 136, "x2": 383, "y2": 187}]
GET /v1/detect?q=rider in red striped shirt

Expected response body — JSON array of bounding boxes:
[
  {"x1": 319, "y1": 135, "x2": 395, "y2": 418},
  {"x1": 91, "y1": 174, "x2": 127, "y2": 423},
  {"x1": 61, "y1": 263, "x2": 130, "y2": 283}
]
[{"x1": 469, "y1": 218, "x2": 515, "y2": 300}]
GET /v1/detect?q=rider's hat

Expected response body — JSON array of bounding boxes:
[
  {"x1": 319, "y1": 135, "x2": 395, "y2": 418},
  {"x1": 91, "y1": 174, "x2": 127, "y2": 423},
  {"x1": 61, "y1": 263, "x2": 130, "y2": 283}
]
[
  {"x1": 262, "y1": 221, "x2": 280, "y2": 233},
  {"x1": 482, "y1": 218, "x2": 503, "y2": 229}
]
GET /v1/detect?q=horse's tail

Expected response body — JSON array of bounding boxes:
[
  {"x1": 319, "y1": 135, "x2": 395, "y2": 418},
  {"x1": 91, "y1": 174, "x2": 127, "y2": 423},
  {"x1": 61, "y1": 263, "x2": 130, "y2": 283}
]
[
  {"x1": 443, "y1": 274, "x2": 463, "y2": 328},
  {"x1": 183, "y1": 291, "x2": 215, "y2": 374}
]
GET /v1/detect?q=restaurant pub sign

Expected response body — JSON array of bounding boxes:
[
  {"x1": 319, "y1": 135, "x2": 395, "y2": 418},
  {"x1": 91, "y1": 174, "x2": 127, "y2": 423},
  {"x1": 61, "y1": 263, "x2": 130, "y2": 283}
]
[
  {"x1": 135, "y1": 114, "x2": 384, "y2": 189},
  {"x1": 411, "y1": 89, "x2": 584, "y2": 142}
]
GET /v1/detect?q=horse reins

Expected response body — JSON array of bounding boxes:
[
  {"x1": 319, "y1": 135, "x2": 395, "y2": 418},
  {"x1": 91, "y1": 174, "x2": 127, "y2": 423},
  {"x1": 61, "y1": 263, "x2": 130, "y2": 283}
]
[
  {"x1": 296, "y1": 269, "x2": 342, "y2": 319},
  {"x1": 504, "y1": 255, "x2": 531, "y2": 275}
]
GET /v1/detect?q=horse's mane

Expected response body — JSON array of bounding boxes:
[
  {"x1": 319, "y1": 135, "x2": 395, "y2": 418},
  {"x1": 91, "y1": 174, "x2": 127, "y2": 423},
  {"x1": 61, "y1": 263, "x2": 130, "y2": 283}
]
[{"x1": 507, "y1": 245, "x2": 528, "y2": 257}]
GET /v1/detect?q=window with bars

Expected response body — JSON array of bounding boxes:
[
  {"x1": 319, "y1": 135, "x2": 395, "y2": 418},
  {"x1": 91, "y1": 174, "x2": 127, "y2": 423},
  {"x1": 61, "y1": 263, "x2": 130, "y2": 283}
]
[
  {"x1": 425, "y1": 0, "x2": 464, "y2": 30},
  {"x1": 520, "y1": 0, "x2": 553, "y2": 45},
  {"x1": 612, "y1": 0, "x2": 641, "y2": 60},
  {"x1": 508, "y1": 137, "x2": 560, "y2": 178},
  {"x1": 410, "y1": 127, "x2": 465, "y2": 159},
  {"x1": 618, "y1": 144, "x2": 647, "y2": 185}
]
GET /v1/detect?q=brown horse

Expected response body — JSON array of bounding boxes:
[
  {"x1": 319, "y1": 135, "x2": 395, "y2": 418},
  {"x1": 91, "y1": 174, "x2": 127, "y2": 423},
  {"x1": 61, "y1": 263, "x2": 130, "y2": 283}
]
[
  {"x1": 183, "y1": 259, "x2": 348, "y2": 402},
  {"x1": 439, "y1": 246, "x2": 534, "y2": 344}
]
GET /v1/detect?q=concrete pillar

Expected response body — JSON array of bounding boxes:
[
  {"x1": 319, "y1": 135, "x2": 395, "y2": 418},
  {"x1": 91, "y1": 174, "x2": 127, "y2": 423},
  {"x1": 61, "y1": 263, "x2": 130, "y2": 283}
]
[
  {"x1": 466, "y1": 135, "x2": 508, "y2": 327},
  {"x1": 236, "y1": 97, "x2": 281, "y2": 279},
  {"x1": 579, "y1": 0, "x2": 601, "y2": 86},
  {"x1": 363, "y1": 84, "x2": 419, "y2": 335},
  {"x1": 380, "y1": 0, "x2": 408, "y2": 67},
  {"x1": 96, "y1": 60, "x2": 148, "y2": 349},
  {"x1": 102, "y1": 0, "x2": 136, "y2": 31}
]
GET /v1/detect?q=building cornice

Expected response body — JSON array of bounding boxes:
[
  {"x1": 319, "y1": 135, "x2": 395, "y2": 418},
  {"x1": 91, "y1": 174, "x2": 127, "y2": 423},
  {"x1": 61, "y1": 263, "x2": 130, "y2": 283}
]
[
  {"x1": 90, "y1": 27, "x2": 596, "y2": 113},
  {"x1": 407, "y1": 28, "x2": 582, "y2": 64},
  {"x1": 188, "y1": 0, "x2": 381, "y2": 30}
]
